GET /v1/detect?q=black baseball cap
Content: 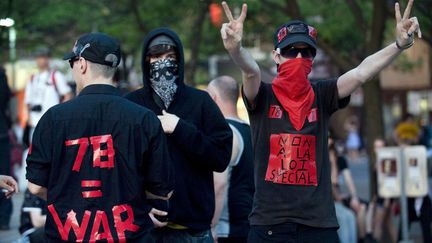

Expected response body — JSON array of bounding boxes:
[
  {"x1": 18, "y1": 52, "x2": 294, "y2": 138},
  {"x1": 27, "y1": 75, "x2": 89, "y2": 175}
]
[
  {"x1": 274, "y1": 20, "x2": 317, "y2": 50},
  {"x1": 63, "y1": 32, "x2": 121, "y2": 67}
]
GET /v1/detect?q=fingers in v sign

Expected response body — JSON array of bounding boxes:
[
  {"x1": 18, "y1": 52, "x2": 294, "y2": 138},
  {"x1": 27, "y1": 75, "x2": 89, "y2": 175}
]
[
  {"x1": 395, "y1": 0, "x2": 421, "y2": 39},
  {"x1": 220, "y1": 2, "x2": 248, "y2": 52}
]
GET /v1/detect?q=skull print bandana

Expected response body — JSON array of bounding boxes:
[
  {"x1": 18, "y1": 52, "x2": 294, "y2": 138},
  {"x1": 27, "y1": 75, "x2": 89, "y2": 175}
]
[{"x1": 149, "y1": 58, "x2": 179, "y2": 109}]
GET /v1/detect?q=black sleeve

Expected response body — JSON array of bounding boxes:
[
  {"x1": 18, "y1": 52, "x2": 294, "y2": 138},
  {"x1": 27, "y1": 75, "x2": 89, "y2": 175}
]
[
  {"x1": 337, "y1": 156, "x2": 348, "y2": 172},
  {"x1": 26, "y1": 111, "x2": 53, "y2": 187},
  {"x1": 170, "y1": 93, "x2": 233, "y2": 173},
  {"x1": 241, "y1": 82, "x2": 266, "y2": 112},
  {"x1": 0, "y1": 71, "x2": 11, "y2": 111},
  {"x1": 142, "y1": 113, "x2": 174, "y2": 197},
  {"x1": 315, "y1": 79, "x2": 350, "y2": 115}
]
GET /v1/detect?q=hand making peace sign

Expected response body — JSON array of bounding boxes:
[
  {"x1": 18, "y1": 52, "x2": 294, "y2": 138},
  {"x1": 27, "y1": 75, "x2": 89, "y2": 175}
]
[
  {"x1": 220, "y1": 1, "x2": 247, "y2": 53},
  {"x1": 395, "y1": 0, "x2": 421, "y2": 49}
]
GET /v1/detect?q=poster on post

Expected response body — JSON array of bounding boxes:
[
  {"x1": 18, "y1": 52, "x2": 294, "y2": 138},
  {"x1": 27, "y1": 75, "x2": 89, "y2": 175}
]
[
  {"x1": 376, "y1": 146, "x2": 428, "y2": 198},
  {"x1": 403, "y1": 146, "x2": 428, "y2": 197}
]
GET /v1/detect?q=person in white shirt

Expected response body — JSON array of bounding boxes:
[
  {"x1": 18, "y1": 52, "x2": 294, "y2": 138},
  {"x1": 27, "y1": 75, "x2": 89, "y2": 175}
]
[{"x1": 24, "y1": 48, "x2": 72, "y2": 142}]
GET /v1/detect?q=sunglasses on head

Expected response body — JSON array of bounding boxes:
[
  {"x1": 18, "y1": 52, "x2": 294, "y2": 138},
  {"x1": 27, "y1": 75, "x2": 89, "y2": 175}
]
[{"x1": 278, "y1": 46, "x2": 316, "y2": 59}]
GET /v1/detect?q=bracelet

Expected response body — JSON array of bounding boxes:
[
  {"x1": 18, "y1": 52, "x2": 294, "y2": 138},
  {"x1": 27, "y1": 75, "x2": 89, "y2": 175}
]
[{"x1": 396, "y1": 38, "x2": 414, "y2": 50}]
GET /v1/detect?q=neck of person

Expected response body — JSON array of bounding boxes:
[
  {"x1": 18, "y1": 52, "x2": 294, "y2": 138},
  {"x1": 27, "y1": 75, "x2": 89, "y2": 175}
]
[
  {"x1": 80, "y1": 76, "x2": 114, "y2": 92},
  {"x1": 39, "y1": 67, "x2": 49, "y2": 73},
  {"x1": 221, "y1": 104, "x2": 240, "y2": 120}
]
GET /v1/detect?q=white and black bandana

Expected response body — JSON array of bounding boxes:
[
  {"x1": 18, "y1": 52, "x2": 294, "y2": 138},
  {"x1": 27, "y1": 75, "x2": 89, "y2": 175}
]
[{"x1": 149, "y1": 58, "x2": 179, "y2": 109}]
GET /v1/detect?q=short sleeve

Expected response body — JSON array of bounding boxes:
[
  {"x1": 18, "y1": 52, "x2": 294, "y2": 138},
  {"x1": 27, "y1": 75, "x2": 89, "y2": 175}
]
[
  {"x1": 54, "y1": 72, "x2": 71, "y2": 95},
  {"x1": 241, "y1": 82, "x2": 266, "y2": 112},
  {"x1": 26, "y1": 111, "x2": 53, "y2": 187},
  {"x1": 337, "y1": 156, "x2": 348, "y2": 172},
  {"x1": 315, "y1": 79, "x2": 350, "y2": 115}
]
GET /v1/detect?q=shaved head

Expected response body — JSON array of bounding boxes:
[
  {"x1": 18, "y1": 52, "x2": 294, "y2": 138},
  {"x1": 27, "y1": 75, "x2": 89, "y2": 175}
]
[{"x1": 208, "y1": 76, "x2": 239, "y2": 105}]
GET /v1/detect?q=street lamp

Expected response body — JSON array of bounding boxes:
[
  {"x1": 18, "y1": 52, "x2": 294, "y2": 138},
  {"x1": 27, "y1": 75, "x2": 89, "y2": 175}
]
[{"x1": 0, "y1": 17, "x2": 16, "y2": 90}]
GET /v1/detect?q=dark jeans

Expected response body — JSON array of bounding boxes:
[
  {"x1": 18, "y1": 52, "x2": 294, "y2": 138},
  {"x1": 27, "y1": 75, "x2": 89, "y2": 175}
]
[
  {"x1": 0, "y1": 136, "x2": 12, "y2": 226},
  {"x1": 152, "y1": 227, "x2": 213, "y2": 243},
  {"x1": 248, "y1": 223, "x2": 339, "y2": 243}
]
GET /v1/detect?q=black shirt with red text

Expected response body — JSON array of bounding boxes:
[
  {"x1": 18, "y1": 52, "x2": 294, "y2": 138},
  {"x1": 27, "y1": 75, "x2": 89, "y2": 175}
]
[
  {"x1": 26, "y1": 84, "x2": 173, "y2": 242},
  {"x1": 243, "y1": 80, "x2": 349, "y2": 228}
]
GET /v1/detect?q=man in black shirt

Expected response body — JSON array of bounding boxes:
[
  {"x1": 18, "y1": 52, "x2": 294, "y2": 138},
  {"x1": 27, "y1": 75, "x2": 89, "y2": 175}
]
[
  {"x1": 27, "y1": 32, "x2": 174, "y2": 242},
  {"x1": 207, "y1": 76, "x2": 254, "y2": 243},
  {"x1": 220, "y1": 1, "x2": 421, "y2": 242},
  {"x1": 125, "y1": 28, "x2": 232, "y2": 242}
]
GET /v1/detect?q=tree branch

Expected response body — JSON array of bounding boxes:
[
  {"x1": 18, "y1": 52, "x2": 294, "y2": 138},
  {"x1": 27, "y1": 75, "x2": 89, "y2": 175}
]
[
  {"x1": 318, "y1": 41, "x2": 356, "y2": 72},
  {"x1": 129, "y1": 0, "x2": 147, "y2": 33},
  {"x1": 184, "y1": 0, "x2": 211, "y2": 86},
  {"x1": 261, "y1": 0, "x2": 285, "y2": 14},
  {"x1": 284, "y1": 0, "x2": 303, "y2": 20},
  {"x1": 367, "y1": 0, "x2": 387, "y2": 53},
  {"x1": 345, "y1": 0, "x2": 367, "y2": 35},
  {"x1": 276, "y1": 0, "x2": 356, "y2": 71}
]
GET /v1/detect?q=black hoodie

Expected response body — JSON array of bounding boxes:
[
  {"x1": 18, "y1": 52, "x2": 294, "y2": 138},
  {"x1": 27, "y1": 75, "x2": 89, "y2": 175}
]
[{"x1": 125, "y1": 28, "x2": 233, "y2": 231}]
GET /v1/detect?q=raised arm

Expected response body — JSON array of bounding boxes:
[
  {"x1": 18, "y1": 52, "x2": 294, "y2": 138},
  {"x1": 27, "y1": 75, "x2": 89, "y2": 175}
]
[
  {"x1": 220, "y1": 2, "x2": 261, "y2": 104},
  {"x1": 337, "y1": 0, "x2": 421, "y2": 98}
]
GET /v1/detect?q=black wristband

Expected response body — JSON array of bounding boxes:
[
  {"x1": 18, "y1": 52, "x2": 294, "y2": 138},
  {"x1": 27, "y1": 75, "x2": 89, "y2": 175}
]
[{"x1": 396, "y1": 38, "x2": 414, "y2": 50}]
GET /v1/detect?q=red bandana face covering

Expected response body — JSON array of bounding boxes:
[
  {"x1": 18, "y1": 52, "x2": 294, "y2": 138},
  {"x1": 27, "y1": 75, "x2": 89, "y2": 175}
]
[{"x1": 271, "y1": 58, "x2": 315, "y2": 131}]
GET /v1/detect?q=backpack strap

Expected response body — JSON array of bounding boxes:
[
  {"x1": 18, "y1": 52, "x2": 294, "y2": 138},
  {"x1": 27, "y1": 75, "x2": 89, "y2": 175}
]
[{"x1": 50, "y1": 71, "x2": 60, "y2": 96}]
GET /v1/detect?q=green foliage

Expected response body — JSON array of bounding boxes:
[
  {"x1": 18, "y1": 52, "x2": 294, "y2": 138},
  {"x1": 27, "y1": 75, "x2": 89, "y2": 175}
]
[{"x1": 0, "y1": 0, "x2": 430, "y2": 78}]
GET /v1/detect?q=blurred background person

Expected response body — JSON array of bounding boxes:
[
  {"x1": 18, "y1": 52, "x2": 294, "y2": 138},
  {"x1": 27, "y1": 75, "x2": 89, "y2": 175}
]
[
  {"x1": 334, "y1": 139, "x2": 369, "y2": 242},
  {"x1": 329, "y1": 134, "x2": 357, "y2": 243},
  {"x1": 372, "y1": 138, "x2": 398, "y2": 243},
  {"x1": 393, "y1": 114, "x2": 432, "y2": 243},
  {"x1": 18, "y1": 189, "x2": 47, "y2": 243},
  {"x1": 344, "y1": 115, "x2": 362, "y2": 162},
  {"x1": 23, "y1": 47, "x2": 72, "y2": 146},
  {"x1": 207, "y1": 76, "x2": 254, "y2": 243}
]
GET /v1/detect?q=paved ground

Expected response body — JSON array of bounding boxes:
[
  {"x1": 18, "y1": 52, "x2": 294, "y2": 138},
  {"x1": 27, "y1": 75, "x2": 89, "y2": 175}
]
[
  {"x1": 0, "y1": 155, "x2": 429, "y2": 242},
  {"x1": 0, "y1": 192, "x2": 23, "y2": 243}
]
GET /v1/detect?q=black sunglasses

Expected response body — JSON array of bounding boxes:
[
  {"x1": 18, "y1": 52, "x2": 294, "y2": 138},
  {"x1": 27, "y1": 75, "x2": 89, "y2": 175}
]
[
  {"x1": 69, "y1": 57, "x2": 79, "y2": 68},
  {"x1": 279, "y1": 46, "x2": 316, "y2": 59}
]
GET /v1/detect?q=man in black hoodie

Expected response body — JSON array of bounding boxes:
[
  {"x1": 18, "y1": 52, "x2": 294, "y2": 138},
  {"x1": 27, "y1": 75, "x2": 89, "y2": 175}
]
[{"x1": 125, "y1": 28, "x2": 233, "y2": 242}]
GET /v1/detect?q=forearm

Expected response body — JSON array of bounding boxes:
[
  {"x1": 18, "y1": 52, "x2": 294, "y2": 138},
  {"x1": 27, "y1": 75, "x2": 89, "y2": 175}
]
[
  {"x1": 212, "y1": 171, "x2": 228, "y2": 228},
  {"x1": 145, "y1": 190, "x2": 173, "y2": 201},
  {"x1": 28, "y1": 182, "x2": 47, "y2": 201},
  {"x1": 30, "y1": 212, "x2": 46, "y2": 228},
  {"x1": 338, "y1": 42, "x2": 403, "y2": 98},
  {"x1": 357, "y1": 43, "x2": 402, "y2": 83},
  {"x1": 228, "y1": 47, "x2": 261, "y2": 100},
  {"x1": 343, "y1": 170, "x2": 358, "y2": 197}
]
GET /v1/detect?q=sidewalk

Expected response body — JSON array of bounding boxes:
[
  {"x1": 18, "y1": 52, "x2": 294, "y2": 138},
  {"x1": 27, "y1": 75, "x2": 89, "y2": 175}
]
[{"x1": 0, "y1": 192, "x2": 23, "y2": 243}]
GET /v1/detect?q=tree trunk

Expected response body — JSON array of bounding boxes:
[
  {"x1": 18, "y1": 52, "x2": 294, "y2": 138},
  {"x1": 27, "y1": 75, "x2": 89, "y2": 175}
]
[
  {"x1": 363, "y1": 0, "x2": 387, "y2": 199},
  {"x1": 185, "y1": 0, "x2": 211, "y2": 86}
]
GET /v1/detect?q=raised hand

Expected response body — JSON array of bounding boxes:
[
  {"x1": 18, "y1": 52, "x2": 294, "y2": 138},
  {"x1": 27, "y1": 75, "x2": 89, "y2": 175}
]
[
  {"x1": 395, "y1": 0, "x2": 421, "y2": 48},
  {"x1": 220, "y1": 1, "x2": 247, "y2": 53}
]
